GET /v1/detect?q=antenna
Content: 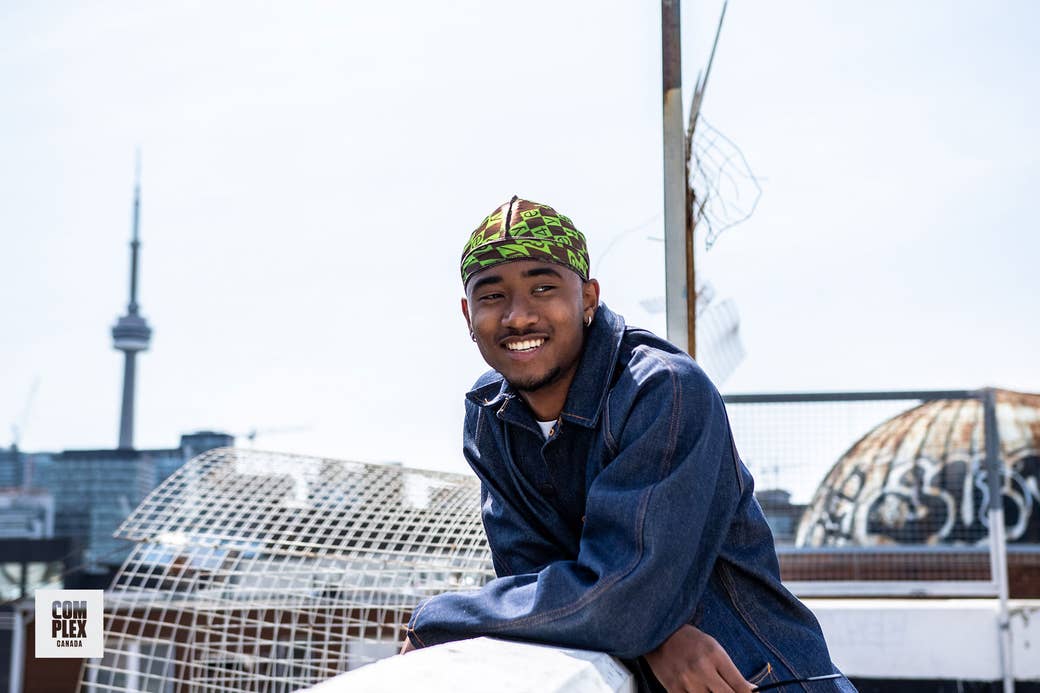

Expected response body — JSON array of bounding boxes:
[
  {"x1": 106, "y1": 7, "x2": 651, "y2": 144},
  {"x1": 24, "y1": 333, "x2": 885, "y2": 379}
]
[
  {"x1": 687, "y1": 0, "x2": 727, "y2": 140},
  {"x1": 128, "y1": 148, "x2": 142, "y2": 314}
]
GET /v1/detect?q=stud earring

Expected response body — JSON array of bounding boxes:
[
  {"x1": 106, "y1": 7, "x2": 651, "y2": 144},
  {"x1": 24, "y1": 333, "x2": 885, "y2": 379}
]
[{"x1": 469, "y1": 330, "x2": 477, "y2": 342}]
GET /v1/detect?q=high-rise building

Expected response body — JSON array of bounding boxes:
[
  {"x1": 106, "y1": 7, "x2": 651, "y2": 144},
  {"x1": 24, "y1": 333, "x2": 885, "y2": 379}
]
[{"x1": 23, "y1": 432, "x2": 232, "y2": 570}]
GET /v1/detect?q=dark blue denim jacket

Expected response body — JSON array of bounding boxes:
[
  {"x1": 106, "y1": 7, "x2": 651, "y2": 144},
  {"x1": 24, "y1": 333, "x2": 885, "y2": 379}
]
[{"x1": 408, "y1": 304, "x2": 853, "y2": 691}]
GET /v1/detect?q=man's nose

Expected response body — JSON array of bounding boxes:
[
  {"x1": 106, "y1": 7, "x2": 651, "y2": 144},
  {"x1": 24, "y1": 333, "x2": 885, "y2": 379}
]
[{"x1": 502, "y1": 294, "x2": 538, "y2": 330}]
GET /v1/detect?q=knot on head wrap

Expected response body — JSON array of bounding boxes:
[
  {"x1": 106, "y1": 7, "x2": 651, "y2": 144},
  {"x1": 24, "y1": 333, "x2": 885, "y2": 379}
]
[{"x1": 460, "y1": 196, "x2": 590, "y2": 287}]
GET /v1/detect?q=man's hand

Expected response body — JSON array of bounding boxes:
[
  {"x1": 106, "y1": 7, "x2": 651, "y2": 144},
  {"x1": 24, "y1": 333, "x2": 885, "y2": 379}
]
[
  {"x1": 399, "y1": 635, "x2": 416, "y2": 655},
  {"x1": 644, "y1": 624, "x2": 753, "y2": 693}
]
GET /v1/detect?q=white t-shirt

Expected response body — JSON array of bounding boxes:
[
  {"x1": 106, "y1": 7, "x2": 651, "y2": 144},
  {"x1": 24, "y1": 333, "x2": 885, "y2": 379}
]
[{"x1": 536, "y1": 419, "x2": 555, "y2": 440}]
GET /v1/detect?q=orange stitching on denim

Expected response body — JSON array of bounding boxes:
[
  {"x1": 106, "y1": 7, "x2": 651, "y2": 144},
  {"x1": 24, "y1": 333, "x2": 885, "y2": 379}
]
[
  {"x1": 407, "y1": 603, "x2": 430, "y2": 648},
  {"x1": 718, "y1": 563, "x2": 806, "y2": 689},
  {"x1": 480, "y1": 355, "x2": 682, "y2": 636},
  {"x1": 748, "y1": 662, "x2": 773, "y2": 685},
  {"x1": 478, "y1": 484, "x2": 653, "y2": 634}
]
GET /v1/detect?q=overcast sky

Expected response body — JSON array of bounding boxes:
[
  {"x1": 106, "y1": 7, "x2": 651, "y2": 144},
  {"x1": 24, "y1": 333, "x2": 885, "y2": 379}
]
[{"x1": 2, "y1": 1, "x2": 1037, "y2": 474}]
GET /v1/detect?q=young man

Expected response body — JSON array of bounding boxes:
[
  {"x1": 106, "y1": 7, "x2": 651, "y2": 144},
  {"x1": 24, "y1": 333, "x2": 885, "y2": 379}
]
[{"x1": 403, "y1": 197, "x2": 854, "y2": 692}]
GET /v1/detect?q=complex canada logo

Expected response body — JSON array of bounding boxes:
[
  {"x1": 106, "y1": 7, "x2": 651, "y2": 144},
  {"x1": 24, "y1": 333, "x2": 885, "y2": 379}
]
[{"x1": 35, "y1": 589, "x2": 104, "y2": 658}]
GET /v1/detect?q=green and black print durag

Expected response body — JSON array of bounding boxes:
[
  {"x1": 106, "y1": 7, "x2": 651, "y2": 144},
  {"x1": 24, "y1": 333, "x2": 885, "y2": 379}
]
[{"x1": 461, "y1": 196, "x2": 590, "y2": 286}]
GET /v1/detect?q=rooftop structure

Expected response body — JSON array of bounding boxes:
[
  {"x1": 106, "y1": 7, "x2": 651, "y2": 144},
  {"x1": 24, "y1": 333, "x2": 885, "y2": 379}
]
[
  {"x1": 0, "y1": 489, "x2": 54, "y2": 541},
  {"x1": 82, "y1": 447, "x2": 493, "y2": 691},
  {"x1": 797, "y1": 389, "x2": 1040, "y2": 547}
]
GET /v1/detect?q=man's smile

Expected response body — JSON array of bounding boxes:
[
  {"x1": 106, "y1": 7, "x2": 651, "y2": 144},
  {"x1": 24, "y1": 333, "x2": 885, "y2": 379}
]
[{"x1": 501, "y1": 335, "x2": 548, "y2": 359}]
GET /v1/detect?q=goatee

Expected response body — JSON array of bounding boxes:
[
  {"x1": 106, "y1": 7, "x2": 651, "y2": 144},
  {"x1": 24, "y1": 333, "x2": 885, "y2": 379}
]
[{"x1": 510, "y1": 366, "x2": 563, "y2": 393}]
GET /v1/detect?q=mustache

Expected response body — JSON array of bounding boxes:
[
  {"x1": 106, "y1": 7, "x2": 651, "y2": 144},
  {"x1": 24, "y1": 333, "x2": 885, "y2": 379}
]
[{"x1": 495, "y1": 329, "x2": 550, "y2": 343}]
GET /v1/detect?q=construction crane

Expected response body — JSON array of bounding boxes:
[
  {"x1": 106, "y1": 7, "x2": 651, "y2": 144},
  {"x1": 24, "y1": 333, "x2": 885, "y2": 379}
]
[
  {"x1": 234, "y1": 425, "x2": 312, "y2": 448},
  {"x1": 9, "y1": 376, "x2": 40, "y2": 451}
]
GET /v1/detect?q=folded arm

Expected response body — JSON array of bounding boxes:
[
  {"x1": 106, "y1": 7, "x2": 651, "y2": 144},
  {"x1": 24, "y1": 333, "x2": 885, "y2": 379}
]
[{"x1": 407, "y1": 359, "x2": 741, "y2": 660}]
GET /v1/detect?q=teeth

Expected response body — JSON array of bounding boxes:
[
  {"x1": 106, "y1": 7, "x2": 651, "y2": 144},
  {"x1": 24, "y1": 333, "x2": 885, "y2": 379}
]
[{"x1": 507, "y1": 338, "x2": 545, "y2": 351}]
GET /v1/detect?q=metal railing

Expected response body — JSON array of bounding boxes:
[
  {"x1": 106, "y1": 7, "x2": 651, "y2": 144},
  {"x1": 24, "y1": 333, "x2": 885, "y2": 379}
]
[{"x1": 722, "y1": 387, "x2": 1030, "y2": 693}]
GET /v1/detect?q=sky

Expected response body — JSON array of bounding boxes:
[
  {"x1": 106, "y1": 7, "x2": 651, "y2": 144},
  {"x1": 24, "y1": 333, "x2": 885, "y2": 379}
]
[{"x1": 2, "y1": 1, "x2": 1037, "y2": 475}]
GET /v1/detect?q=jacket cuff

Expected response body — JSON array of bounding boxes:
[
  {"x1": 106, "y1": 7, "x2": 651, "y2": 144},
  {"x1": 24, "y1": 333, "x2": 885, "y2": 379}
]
[{"x1": 406, "y1": 597, "x2": 433, "y2": 648}]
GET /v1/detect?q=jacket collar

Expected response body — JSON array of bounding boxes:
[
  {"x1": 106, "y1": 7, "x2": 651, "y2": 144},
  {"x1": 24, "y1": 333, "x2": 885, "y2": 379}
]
[{"x1": 465, "y1": 302, "x2": 626, "y2": 429}]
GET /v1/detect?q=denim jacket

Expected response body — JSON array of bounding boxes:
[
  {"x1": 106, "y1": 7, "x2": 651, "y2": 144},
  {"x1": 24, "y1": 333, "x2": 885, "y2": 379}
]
[{"x1": 408, "y1": 304, "x2": 853, "y2": 691}]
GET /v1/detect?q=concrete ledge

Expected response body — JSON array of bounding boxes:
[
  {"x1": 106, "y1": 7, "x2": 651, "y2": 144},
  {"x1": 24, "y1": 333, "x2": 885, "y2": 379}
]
[
  {"x1": 303, "y1": 600, "x2": 1040, "y2": 690},
  {"x1": 305, "y1": 636, "x2": 634, "y2": 693},
  {"x1": 807, "y1": 598, "x2": 1040, "y2": 681}
]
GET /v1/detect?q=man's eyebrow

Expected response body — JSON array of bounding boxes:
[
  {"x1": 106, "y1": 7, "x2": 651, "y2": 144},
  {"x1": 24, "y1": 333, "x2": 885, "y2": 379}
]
[
  {"x1": 469, "y1": 274, "x2": 503, "y2": 294},
  {"x1": 522, "y1": 267, "x2": 564, "y2": 280}
]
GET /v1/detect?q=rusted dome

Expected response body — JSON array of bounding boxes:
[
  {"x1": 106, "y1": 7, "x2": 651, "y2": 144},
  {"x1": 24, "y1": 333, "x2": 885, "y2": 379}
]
[{"x1": 797, "y1": 390, "x2": 1040, "y2": 547}]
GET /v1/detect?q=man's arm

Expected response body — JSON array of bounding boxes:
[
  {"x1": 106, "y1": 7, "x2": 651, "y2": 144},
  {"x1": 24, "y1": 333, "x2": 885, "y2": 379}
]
[{"x1": 408, "y1": 357, "x2": 741, "y2": 659}]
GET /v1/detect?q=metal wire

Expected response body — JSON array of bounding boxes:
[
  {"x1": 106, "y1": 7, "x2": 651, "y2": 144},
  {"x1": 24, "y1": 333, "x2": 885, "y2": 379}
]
[
  {"x1": 689, "y1": 115, "x2": 762, "y2": 250},
  {"x1": 80, "y1": 448, "x2": 494, "y2": 692}
]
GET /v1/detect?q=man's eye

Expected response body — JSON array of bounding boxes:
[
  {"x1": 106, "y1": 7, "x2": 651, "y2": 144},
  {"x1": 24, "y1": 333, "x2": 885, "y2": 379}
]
[
  {"x1": 479, "y1": 293, "x2": 503, "y2": 302},
  {"x1": 533, "y1": 285, "x2": 556, "y2": 294}
]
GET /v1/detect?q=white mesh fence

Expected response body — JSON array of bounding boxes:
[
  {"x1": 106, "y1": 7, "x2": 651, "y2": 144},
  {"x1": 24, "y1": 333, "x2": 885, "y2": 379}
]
[{"x1": 81, "y1": 448, "x2": 494, "y2": 692}]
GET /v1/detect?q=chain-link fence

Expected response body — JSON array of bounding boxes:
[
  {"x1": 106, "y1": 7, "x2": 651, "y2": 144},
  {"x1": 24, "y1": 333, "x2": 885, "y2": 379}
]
[{"x1": 723, "y1": 388, "x2": 1040, "y2": 600}]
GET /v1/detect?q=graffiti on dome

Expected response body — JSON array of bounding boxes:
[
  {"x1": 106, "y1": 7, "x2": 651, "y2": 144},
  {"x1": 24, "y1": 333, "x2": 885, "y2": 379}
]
[{"x1": 797, "y1": 449, "x2": 1040, "y2": 546}]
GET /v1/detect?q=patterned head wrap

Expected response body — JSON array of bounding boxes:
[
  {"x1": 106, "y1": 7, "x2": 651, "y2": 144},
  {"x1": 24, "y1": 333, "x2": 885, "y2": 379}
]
[{"x1": 460, "y1": 196, "x2": 590, "y2": 287}]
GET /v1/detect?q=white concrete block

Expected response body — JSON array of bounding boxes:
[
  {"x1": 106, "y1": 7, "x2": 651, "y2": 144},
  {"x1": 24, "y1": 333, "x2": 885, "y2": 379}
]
[
  {"x1": 308, "y1": 637, "x2": 635, "y2": 693},
  {"x1": 805, "y1": 598, "x2": 1040, "y2": 681}
]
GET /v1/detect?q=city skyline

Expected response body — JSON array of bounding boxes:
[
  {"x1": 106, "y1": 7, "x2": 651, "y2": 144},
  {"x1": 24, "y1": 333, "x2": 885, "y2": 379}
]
[{"x1": 2, "y1": 2, "x2": 1037, "y2": 474}]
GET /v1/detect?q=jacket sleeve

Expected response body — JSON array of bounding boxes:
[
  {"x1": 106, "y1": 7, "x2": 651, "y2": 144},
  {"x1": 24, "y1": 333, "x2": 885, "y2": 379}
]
[{"x1": 407, "y1": 356, "x2": 742, "y2": 659}]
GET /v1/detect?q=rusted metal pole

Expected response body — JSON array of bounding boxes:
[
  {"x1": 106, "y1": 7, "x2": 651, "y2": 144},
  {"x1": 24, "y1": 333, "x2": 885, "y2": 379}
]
[
  {"x1": 685, "y1": 182, "x2": 696, "y2": 359},
  {"x1": 683, "y1": 87, "x2": 696, "y2": 359},
  {"x1": 662, "y1": 0, "x2": 690, "y2": 354}
]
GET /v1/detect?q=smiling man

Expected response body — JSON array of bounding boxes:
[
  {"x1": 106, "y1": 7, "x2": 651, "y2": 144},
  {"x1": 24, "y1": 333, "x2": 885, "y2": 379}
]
[{"x1": 402, "y1": 197, "x2": 854, "y2": 693}]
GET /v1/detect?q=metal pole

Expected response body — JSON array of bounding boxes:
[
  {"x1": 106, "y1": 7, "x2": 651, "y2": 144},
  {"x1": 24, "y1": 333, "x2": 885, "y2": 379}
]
[
  {"x1": 9, "y1": 606, "x2": 24, "y2": 693},
  {"x1": 662, "y1": 0, "x2": 689, "y2": 353},
  {"x1": 685, "y1": 187, "x2": 696, "y2": 359},
  {"x1": 983, "y1": 388, "x2": 1014, "y2": 693}
]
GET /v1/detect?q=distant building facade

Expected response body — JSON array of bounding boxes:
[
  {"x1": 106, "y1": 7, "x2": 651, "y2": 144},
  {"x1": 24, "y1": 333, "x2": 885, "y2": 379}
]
[
  {"x1": 0, "y1": 489, "x2": 54, "y2": 541},
  {"x1": 755, "y1": 489, "x2": 806, "y2": 545},
  {"x1": 2, "y1": 432, "x2": 233, "y2": 570}
]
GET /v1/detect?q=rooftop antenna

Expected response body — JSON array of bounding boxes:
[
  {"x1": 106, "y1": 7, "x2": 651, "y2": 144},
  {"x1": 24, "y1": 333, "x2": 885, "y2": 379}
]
[
  {"x1": 687, "y1": 1, "x2": 727, "y2": 142},
  {"x1": 111, "y1": 150, "x2": 153, "y2": 449}
]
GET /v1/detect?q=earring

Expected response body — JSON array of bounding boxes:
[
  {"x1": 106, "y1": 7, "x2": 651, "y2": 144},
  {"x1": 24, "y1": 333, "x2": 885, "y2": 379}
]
[
  {"x1": 584, "y1": 314, "x2": 593, "y2": 327},
  {"x1": 469, "y1": 330, "x2": 477, "y2": 342}
]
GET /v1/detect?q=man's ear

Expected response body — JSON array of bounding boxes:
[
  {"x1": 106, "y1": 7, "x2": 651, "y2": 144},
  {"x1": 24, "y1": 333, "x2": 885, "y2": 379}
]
[
  {"x1": 461, "y1": 296, "x2": 472, "y2": 332},
  {"x1": 582, "y1": 278, "x2": 601, "y2": 314}
]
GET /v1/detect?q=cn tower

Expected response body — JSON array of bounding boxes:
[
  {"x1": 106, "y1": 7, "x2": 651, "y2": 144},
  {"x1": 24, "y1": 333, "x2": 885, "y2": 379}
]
[{"x1": 111, "y1": 157, "x2": 153, "y2": 449}]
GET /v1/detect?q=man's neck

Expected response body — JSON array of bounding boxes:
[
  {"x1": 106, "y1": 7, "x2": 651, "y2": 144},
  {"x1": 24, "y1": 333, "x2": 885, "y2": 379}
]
[{"x1": 517, "y1": 370, "x2": 575, "y2": 421}]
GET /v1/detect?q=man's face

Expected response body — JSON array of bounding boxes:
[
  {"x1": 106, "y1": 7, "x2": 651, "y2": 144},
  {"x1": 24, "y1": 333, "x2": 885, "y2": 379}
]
[{"x1": 462, "y1": 261, "x2": 599, "y2": 393}]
